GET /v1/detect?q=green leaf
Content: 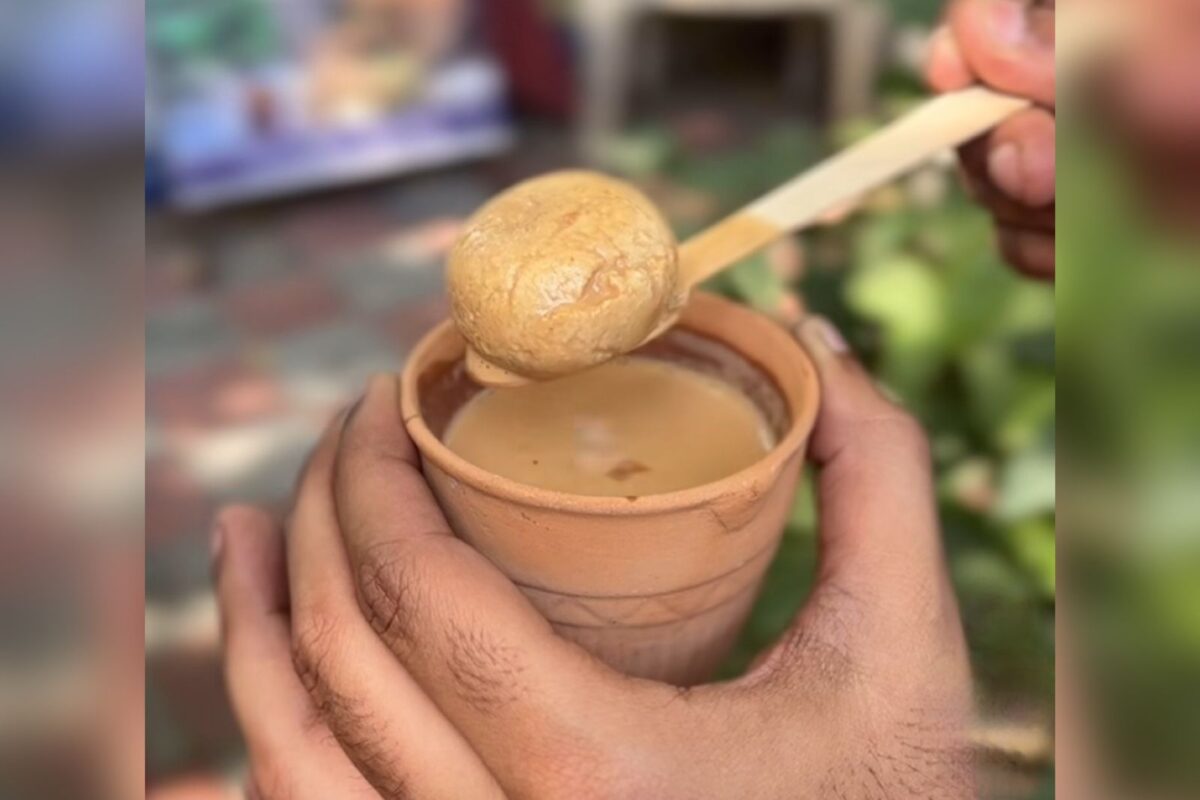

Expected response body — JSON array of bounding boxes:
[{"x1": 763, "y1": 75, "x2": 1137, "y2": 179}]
[
  {"x1": 846, "y1": 254, "x2": 947, "y2": 393},
  {"x1": 996, "y1": 446, "x2": 1056, "y2": 522},
  {"x1": 847, "y1": 255, "x2": 944, "y2": 345},
  {"x1": 1009, "y1": 518, "x2": 1056, "y2": 598}
]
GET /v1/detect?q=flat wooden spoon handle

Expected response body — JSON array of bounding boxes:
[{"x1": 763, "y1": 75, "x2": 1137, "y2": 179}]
[
  {"x1": 676, "y1": 0, "x2": 1133, "y2": 290},
  {"x1": 677, "y1": 86, "x2": 1030, "y2": 289}
]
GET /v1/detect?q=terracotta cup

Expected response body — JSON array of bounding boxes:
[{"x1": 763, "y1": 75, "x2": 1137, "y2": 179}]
[{"x1": 400, "y1": 292, "x2": 820, "y2": 685}]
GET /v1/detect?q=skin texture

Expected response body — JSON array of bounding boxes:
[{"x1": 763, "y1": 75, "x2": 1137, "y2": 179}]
[
  {"x1": 216, "y1": 317, "x2": 976, "y2": 799},
  {"x1": 925, "y1": 0, "x2": 1056, "y2": 279},
  {"x1": 447, "y1": 171, "x2": 682, "y2": 379},
  {"x1": 213, "y1": 506, "x2": 386, "y2": 800}
]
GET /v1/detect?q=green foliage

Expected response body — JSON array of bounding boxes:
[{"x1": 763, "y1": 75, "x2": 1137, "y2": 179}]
[
  {"x1": 668, "y1": 122, "x2": 826, "y2": 210},
  {"x1": 148, "y1": 0, "x2": 282, "y2": 68},
  {"x1": 616, "y1": 107, "x2": 1056, "y2": 733},
  {"x1": 1057, "y1": 112, "x2": 1200, "y2": 794}
]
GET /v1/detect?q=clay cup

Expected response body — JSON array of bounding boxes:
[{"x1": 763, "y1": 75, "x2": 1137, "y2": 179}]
[{"x1": 400, "y1": 292, "x2": 820, "y2": 685}]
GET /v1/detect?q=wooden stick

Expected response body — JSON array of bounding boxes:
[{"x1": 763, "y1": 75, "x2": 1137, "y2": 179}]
[{"x1": 677, "y1": 87, "x2": 1031, "y2": 288}]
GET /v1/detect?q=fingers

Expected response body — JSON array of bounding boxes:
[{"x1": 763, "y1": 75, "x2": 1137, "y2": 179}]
[
  {"x1": 788, "y1": 319, "x2": 963, "y2": 656},
  {"x1": 330, "y1": 375, "x2": 656, "y2": 796},
  {"x1": 924, "y1": 26, "x2": 973, "y2": 93},
  {"x1": 982, "y1": 108, "x2": 1056, "y2": 209},
  {"x1": 957, "y1": 107, "x2": 1056, "y2": 277},
  {"x1": 958, "y1": 142, "x2": 1054, "y2": 230},
  {"x1": 214, "y1": 506, "x2": 288, "y2": 633},
  {"x1": 726, "y1": 320, "x2": 971, "y2": 760},
  {"x1": 949, "y1": 0, "x2": 1056, "y2": 107},
  {"x1": 214, "y1": 505, "x2": 379, "y2": 800},
  {"x1": 925, "y1": 2, "x2": 1056, "y2": 278},
  {"x1": 997, "y1": 225, "x2": 1055, "y2": 279},
  {"x1": 940, "y1": 2, "x2": 1057, "y2": 207},
  {"x1": 710, "y1": 325, "x2": 972, "y2": 794},
  {"x1": 285, "y1": 411, "x2": 505, "y2": 799}
]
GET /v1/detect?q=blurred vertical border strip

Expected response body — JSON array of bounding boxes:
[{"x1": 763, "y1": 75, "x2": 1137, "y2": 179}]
[{"x1": 0, "y1": 1, "x2": 145, "y2": 798}]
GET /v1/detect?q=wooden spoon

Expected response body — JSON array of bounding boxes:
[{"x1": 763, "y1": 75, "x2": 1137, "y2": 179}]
[{"x1": 465, "y1": 85, "x2": 1031, "y2": 387}]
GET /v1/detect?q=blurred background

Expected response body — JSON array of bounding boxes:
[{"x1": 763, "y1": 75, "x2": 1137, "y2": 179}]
[{"x1": 0, "y1": 0, "x2": 1197, "y2": 798}]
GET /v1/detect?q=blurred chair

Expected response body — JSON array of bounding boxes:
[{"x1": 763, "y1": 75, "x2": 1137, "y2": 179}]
[{"x1": 577, "y1": 0, "x2": 889, "y2": 157}]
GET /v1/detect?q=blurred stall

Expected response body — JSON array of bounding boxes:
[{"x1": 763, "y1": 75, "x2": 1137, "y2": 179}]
[{"x1": 147, "y1": 0, "x2": 512, "y2": 208}]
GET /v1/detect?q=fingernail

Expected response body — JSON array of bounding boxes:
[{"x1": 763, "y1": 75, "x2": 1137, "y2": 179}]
[
  {"x1": 800, "y1": 315, "x2": 850, "y2": 355},
  {"x1": 988, "y1": 142, "x2": 1024, "y2": 201},
  {"x1": 986, "y1": 0, "x2": 1029, "y2": 46}
]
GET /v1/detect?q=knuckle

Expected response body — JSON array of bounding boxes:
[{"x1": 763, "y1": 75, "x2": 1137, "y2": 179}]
[
  {"x1": 780, "y1": 597, "x2": 863, "y2": 695},
  {"x1": 290, "y1": 610, "x2": 343, "y2": 702},
  {"x1": 342, "y1": 732, "x2": 412, "y2": 800},
  {"x1": 291, "y1": 616, "x2": 413, "y2": 797},
  {"x1": 847, "y1": 716, "x2": 976, "y2": 800},
  {"x1": 355, "y1": 542, "x2": 426, "y2": 654},
  {"x1": 445, "y1": 624, "x2": 529, "y2": 717}
]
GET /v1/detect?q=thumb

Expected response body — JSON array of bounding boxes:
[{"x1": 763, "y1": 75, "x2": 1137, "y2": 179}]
[
  {"x1": 951, "y1": 0, "x2": 1056, "y2": 107},
  {"x1": 791, "y1": 317, "x2": 959, "y2": 651}
]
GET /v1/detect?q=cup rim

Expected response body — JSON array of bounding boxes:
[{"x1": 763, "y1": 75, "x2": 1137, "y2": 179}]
[{"x1": 399, "y1": 292, "x2": 820, "y2": 516}]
